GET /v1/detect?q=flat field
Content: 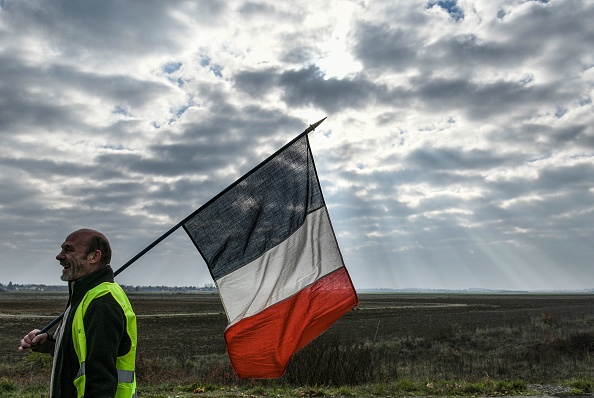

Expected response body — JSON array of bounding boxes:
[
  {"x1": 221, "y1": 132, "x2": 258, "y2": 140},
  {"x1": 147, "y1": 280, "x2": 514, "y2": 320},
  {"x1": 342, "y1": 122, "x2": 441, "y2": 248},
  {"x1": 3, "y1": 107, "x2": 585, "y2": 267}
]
[
  {"x1": 2, "y1": 290, "x2": 594, "y2": 388},
  {"x1": 0, "y1": 291, "x2": 228, "y2": 366}
]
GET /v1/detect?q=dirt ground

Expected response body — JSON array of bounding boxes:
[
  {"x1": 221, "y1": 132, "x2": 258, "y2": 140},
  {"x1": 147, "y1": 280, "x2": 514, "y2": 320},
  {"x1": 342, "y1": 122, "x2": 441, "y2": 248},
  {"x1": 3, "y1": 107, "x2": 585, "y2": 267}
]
[
  {"x1": 1, "y1": 291, "x2": 228, "y2": 366},
  {"x1": 3, "y1": 290, "x2": 594, "y2": 368}
]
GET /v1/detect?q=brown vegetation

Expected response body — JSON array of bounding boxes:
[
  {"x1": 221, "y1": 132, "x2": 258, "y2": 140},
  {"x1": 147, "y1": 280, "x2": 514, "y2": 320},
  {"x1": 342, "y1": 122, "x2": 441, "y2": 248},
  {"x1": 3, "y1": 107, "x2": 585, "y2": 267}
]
[{"x1": 2, "y1": 291, "x2": 594, "y2": 395}]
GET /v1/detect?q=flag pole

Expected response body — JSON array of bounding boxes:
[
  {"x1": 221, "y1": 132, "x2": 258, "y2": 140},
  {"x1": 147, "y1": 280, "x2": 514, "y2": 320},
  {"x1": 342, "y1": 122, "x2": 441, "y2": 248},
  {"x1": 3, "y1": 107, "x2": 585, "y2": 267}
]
[{"x1": 33, "y1": 117, "x2": 327, "y2": 335}]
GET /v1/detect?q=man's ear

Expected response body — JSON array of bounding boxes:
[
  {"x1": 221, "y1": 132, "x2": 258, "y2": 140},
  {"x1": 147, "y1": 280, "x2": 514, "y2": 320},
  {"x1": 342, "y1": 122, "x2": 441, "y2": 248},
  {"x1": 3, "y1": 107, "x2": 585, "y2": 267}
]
[{"x1": 88, "y1": 250, "x2": 102, "y2": 265}]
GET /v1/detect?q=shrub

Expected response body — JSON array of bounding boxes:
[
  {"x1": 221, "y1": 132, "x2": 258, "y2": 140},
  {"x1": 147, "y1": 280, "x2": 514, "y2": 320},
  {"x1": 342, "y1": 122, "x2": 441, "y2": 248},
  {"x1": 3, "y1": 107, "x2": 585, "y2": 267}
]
[
  {"x1": 395, "y1": 378, "x2": 416, "y2": 392},
  {"x1": 569, "y1": 379, "x2": 593, "y2": 393},
  {"x1": 284, "y1": 335, "x2": 376, "y2": 386},
  {"x1": 557, "y1": 332, "x2": 594, "y2": 355},
  {"x1": 1, "y1": 377, "x2": 16, "y2": 392},
  {"x1": 23, "y1": 352, "x2": 53, "y2": 371},
  {"x1": 462, "y1": 382, "x2": 486, "y2": 394},
  {"x1": 496, "y1": 380, "x2": 526, "y2": 393}
]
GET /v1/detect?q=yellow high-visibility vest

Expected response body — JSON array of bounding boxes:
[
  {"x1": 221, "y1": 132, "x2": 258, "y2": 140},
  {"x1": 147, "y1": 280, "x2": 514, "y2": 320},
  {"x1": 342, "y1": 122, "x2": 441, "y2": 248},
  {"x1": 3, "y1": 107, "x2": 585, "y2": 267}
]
[{"x1": 71, "y1": 282, "x2": 137, "y2": 398}]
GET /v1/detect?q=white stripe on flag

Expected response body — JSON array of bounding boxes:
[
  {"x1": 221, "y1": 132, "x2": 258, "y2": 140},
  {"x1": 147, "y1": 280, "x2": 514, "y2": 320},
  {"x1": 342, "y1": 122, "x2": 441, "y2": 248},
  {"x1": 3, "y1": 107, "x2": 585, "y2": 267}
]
[{"x1": 217, "y1": 206, "x2": 343, "y2": 326}]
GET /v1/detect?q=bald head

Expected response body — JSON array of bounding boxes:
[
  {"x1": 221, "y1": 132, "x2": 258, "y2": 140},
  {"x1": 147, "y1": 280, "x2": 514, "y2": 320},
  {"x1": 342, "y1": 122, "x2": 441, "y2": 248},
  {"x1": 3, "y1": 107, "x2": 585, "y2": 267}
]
[
  {"x1": 57, "y1": 229, "x2": 112, "y2": 281},
  {"x1": 71, "y1": 229, "x2": 112, "y2": 267}
]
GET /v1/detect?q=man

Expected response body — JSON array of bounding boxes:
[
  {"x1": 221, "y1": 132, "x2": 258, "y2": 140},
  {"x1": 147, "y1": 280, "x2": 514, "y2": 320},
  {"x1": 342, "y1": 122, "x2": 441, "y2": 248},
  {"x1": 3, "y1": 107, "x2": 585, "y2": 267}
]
[{"x1": 19, "y1": 229, "x2": 137, "y2": 398}]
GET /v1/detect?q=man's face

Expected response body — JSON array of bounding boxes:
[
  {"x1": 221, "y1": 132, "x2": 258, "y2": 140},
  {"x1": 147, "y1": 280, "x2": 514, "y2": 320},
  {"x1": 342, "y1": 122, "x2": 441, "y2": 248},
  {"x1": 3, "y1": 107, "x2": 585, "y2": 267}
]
[{"x1": 55, "y1": 232, "x2": 95, "y2": 281}]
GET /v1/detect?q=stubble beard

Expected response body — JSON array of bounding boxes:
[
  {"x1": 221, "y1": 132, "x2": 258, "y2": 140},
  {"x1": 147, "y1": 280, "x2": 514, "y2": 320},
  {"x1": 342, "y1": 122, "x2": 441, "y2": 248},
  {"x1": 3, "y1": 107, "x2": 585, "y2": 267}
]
[
  {"x1": 60, "y1": 260, "x2": 80, "y2": 281},
  {"x1": 60, "y1": 265, "x2": 74, "y2": 281}
]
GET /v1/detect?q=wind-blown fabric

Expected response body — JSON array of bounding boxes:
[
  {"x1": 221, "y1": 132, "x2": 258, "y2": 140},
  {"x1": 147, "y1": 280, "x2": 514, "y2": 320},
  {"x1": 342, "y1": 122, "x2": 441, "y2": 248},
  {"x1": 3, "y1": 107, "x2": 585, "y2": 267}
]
[{"x1": 182, "y1": 134, "x2": 358, "y2": 378}]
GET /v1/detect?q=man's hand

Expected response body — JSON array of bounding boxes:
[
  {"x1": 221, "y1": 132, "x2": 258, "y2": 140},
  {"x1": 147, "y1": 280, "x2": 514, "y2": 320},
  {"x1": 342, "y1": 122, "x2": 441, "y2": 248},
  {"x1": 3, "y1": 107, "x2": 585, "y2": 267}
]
[{"x1": 19, "y1": 329, "x2": 48, "y2": 351}]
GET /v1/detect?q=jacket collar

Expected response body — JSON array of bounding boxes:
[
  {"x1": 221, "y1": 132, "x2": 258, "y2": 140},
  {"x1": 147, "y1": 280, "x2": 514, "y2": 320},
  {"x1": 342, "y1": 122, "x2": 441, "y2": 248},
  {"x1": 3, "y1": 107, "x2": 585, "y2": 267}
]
[{"x1": 68, "y1": 265, "x2": 115, "y2": 305}]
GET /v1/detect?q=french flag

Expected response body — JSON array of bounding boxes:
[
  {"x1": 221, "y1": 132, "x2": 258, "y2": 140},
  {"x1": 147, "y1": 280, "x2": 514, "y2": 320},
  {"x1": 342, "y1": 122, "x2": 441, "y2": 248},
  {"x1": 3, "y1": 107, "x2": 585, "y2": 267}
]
[{"x1": 183, "y1": 130, "x2": 359, "y2": 378}]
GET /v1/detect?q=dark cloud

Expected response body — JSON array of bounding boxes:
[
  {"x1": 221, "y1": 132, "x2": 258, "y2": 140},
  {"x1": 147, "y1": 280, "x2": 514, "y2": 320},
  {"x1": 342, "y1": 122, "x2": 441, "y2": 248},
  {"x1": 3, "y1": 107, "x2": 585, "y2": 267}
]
[
  {"x1": 413, "y1": 76, "x2": 570, "y2": 121},
  {"x1": 50, "y1": 65, "x2": 172, "y2": 108},
  {"x1": 406, "y1": 146, "x2": 509, "y2": 171},
  {"x1": 234, "y1": 68, "x2": 278, "y2": 97},
  {"x1": 279, "y1": 66, "x2": 377, "y2": 113},
  {"x1": 0, "y1": 157, "x2": 105, "y2": 180},
  {"x1": 425, "y1": 34, "x2": 536, "y2": 69},
  {"x1": 7, "y1": 0, "x2": 225, "y2": 57},
  {"x1": 235, "y1": 66, "x2": 389, "y2": 114},
  {"x1": 238, "y1": 1, "x2": 277, "y2": 16},
  {"x1": 1, "y1": 0, "x2": 593, "y2": 290},
  {"x1": 535, "y1": 162, "x2": 594, "y2": 191},
  {"x1": 0, "y1": 58, "x2": 82, "y2": 133},
  {"x1": 353, "y1": 23, "x2": 421, "y2": 72}
]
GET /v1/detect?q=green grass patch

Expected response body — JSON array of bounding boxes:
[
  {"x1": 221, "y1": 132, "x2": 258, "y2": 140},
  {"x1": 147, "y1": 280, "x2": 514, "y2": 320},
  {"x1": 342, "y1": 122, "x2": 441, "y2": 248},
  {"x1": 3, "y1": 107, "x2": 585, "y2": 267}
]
[
  {"x1": 1, "y1": 378, "x2": 17, "y2": 393},
  {"x1": 567, "y1": 379, "x2": 593, "y2": 393}
]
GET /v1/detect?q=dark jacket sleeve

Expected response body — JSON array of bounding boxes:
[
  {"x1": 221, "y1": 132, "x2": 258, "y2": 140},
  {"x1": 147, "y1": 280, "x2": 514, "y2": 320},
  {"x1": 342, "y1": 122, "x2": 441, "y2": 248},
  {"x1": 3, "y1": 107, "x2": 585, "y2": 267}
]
[{"x1": 83, "y1": 294, "x2": 130, "y2": 397}]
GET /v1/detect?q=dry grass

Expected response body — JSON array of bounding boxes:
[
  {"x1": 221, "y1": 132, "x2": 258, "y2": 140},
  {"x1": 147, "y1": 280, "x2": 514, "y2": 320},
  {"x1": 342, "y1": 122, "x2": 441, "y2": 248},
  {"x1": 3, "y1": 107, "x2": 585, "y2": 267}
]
[{"x1": 2, "y1": 291, "x2": 594, "y2": 396}]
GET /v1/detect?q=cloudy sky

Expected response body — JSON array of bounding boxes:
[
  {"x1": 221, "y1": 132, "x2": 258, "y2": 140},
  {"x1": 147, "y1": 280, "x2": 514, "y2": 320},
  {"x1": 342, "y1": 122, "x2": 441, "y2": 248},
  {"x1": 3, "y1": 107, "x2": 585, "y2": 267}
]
[{"x1": 1, "y1": 0, "x2": 593, "y2": 291}]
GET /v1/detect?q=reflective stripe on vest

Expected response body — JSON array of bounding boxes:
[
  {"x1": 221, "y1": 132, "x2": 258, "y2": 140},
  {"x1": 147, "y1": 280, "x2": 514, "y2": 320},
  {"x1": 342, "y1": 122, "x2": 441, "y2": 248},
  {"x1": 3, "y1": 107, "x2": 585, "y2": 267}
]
[
  {"x1": 71, "y1": 282, "x2": 137, "y2": 398},
  {"x1": 75, "y1": 362, "x2": 135, "y2": 383}
]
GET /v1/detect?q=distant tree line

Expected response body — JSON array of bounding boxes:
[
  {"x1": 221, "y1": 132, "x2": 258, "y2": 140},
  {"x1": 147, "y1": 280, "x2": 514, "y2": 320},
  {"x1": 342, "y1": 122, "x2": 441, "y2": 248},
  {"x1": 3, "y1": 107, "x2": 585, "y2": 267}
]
[{"x1": 0, "y1": 282, "x2": 216, "y2": 293}]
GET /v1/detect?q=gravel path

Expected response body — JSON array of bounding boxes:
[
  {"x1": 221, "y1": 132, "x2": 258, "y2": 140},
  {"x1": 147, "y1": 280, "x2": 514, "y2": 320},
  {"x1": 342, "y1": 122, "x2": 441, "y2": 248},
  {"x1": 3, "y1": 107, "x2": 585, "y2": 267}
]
[{"x1": 514, "y1": 384, "x2": 594, "y2": 397}]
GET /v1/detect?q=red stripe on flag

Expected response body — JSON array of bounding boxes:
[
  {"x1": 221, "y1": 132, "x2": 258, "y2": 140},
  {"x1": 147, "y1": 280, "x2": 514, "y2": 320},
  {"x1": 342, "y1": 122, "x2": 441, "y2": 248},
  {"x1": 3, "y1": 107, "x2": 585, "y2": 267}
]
[{"x1": 224, "y1": 266, "x2": 359, "y2": 379}]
